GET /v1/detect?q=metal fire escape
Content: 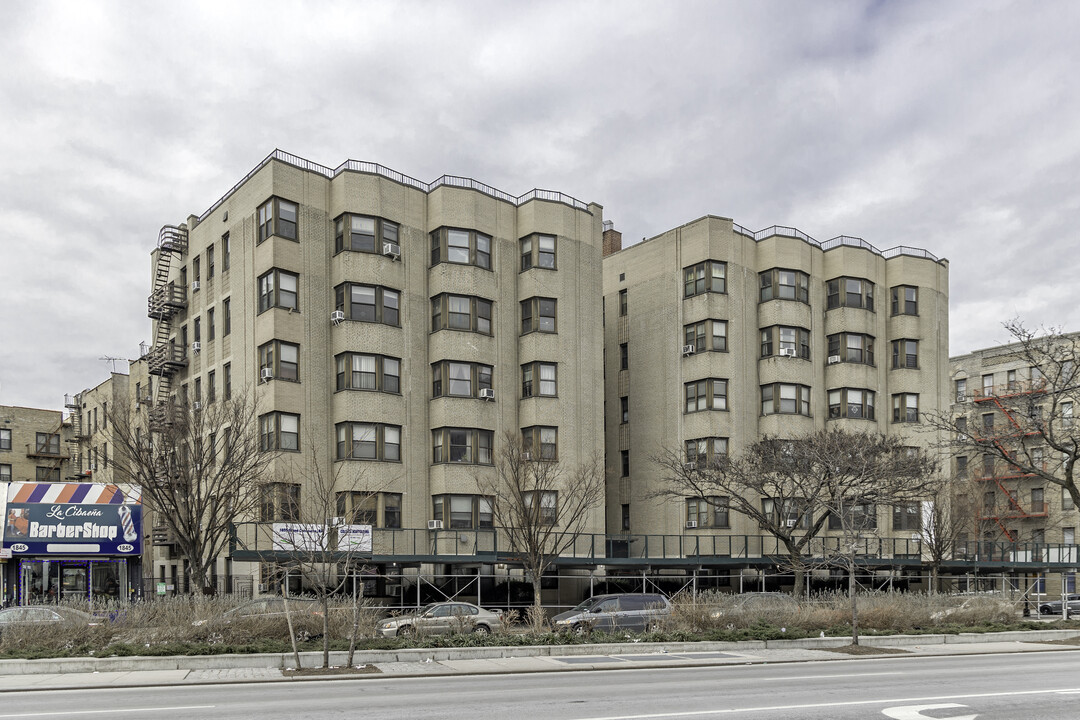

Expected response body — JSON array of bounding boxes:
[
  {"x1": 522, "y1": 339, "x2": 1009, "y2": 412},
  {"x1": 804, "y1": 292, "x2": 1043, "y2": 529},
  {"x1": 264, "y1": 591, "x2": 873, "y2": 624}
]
[
  {"x1": 973, "y1": 380, "x2": 1049, "y2": 539},
  {"x1": 64, "y1": 393, "x2": 89, "y2": 479},
  {"x1": 146, "y1": 225, "x2": 189, "y2": 428}
]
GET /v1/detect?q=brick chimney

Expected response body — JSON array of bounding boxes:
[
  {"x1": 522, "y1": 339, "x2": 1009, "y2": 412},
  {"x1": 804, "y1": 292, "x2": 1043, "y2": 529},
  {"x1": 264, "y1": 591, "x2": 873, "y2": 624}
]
[{"x1": 602, "y1": 220, "x2": 622, "y2": 257}]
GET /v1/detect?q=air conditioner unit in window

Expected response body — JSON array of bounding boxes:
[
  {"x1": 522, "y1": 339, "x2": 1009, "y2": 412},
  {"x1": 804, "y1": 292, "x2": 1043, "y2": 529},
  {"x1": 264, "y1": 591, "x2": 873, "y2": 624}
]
[
  {"x1": 682, "y1": 344, "x2": 695, "y2": 357},
  {"x1": 683, "y1": 461, "x2": 696, "y2": 471},
  {"x1": 382, "y1": 241, "x2": 401, "y2": 260},
  {"x1": 827, "y1": 355, "x2": 842, "y2": 364},
  {"x1": 427, "y1": 520, "x2": 443, "y2": 530},
  {"x1": 260, "y1": 368, "x2": 273, "y2": 382},
  {"x1": 785, "y1": 519, "x2": 797, "y2": 528},
  {"x1": 911, "y1": 533, "x2": 921, "y2": 542},
  {"x1": 685, "y1": 520, "x2": 698, "y2": 529},
  {"x1": 956, "y1": 393, "x2": 968, "y2": 403},
  {"x1": 191, "y1": 341, "x2": 201, "y2": 354},
  {"x1": 330, "y1": 310, "x2": 345, "y2": 325},
  {"x1": 193, "y1": 401, "x2": 202, "y2": 411},
  {"x1": 779, "y1": 348, "x2": 797, "y2": 357},
  {"x1": 191, "y1": 281, "x2": 200, "y2": 291},
  {"x1": 522, "y1": 452, "x2": 532, "y2": 460},
  {"x1": 479, "y1": 388, "x2": 495, "y2": 401}
]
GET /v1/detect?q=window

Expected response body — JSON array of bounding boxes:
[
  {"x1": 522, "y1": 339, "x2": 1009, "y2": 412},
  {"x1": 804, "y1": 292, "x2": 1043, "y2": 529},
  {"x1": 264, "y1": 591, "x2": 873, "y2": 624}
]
[
  {"x1": 0, "y1": 465, "x2": 9, "y2": 482},
  {"x1": 685, "y1": 378, "x2": 728, "y2": 413},
  {"x1": 891, "y1": 339, "x2": 919, "y2": 369},
  {"x1": 224, "y1": 363, "x2": 232, "y2": 400},
  {"x1": 1007, "y1": 369, "x2": 1018, "y2": 391},
  {"x1": 335, "y1": 422, "x2": 401, "y2": 461},
  {"x1": 622, "y1": 504, "x2": 631, "y2": 531},
  {"x1": 334, "y1": 283, "x2": 400, "y2": 326},
  {"x1": 432, "y1": 494, "x2": 493, "y2": 529},
  {"x1": 684, "y1": 320, "x2": 728, "y2": 353},
  {"x1": 0, "y1": 429, "x2": 10, "y2": 451},
  {"x1": 826, "y1": 277, "x2": 874, "y2": 310},
  {"x1": 619, "y1": 289, "x2": 627, "y2": 316},
  {"x1": 686, "y1": 497, "x2": 729, "y2": 528},
  {"x1": 956, "y1": 455, "x2": 968, "y2": 478},
  {"x1": 520, "y1": 233, "x2": 556, "y2": 271},
  {"x1": 257, "y1": 269, "x2": 299, "y2": 313},
  {"x1": 982, "y1": 374, "x2": 994, "y2": 397},
  {"x1": 1032, "y1": 487, "x2": 1045, "y2": 514},
  {"x1": 762, "y1": 498, "x2": 809, "y2": 529},
  {"x1": 258, "y1": 197, "x2": 298, "y2": 242},
  {"x1": 207, "y1": 308, "x2": 215, "y2": 341},
  {"x1": 890, "y1": 285, "x2": 918, "y2": 315},
  {"x1": 955, "y1": 378, "x2": 967, "y2": 401},
  {"x1": 521, "y1": 297, "x2": 557, "y2": 334},
  {"x1": 35, "y1": 433, "x2": 60, "y2": 455},
  {"x1": 828, "y1": 388, "x2": 875, "y2": 420},
  {"x1": 335, "y1": 214, "x2": 399, "y2": 255},
  {"x1": 621, "y1": 449, "x2": 630, "y2": 477},
  {"x1": 431, "y1": 428, "x2": 494, "y2": 465},
  {"x1": 521, "y1": 426, "x2": 558, "y2": 460},
  {"x1": 829, "y1": 503, "x2": 877, "y2": 530},
  {"x1": 827, "y1": 333, "x2": 874, "y2": 365},
  {"x1": 620, "y1": 396, "x2": 629, "y2": 423},
  {"x1": 522, "y1": 362, "x2": 557, "y2": 397},
  {"x1": 760, "y1": 326, "x2": 810, "y2": 359},
  {"x1": 431, "y1": 294, "x2": 493, "y2": 334},
  {"x1": 335, "y1": 353, "x2": 400, "y2": 393},
  {"x1": 206, "y1": 243, "x2": 215, "y2": 279},
  {"x1": 524, "y1": 490, "x2": 558, "y2": 525},
  {"x1": 683, "y1": 260, "x2": 727, "y2": 297},
  {"x1": 432, "y1": 360, "x2": 493, "y2": 398},
  {"x1": 759, "y1": 268, "x2": 809, "y2": 303},
  {"x1": 36, "y1": 467, "x2": 60, "y2": 482},
  {"x1": 336, "y1": 492, "x2": 402, "y2": 528},
  {"x1": 685, "y1": 437, "x2": 728, "y2": 468},
  {"x1": 620, "y1": 343, "x2": 628, "y2": 370},
  {"x1": 982, "y1": 453, "x2": 995, "y2": 478},
  {"x1": 192, "y1": 256, "x2": 201, "y2": 287},
  {"x1": 892, "y1": 394, "x2": 919, "y2": 423},
  {"x1": 207, "y1": 370, "x2": 216, "y2": 402},
  {"x1": 1064, "y1": 489, "x2": 1075, "y2": 511},
  {"x1": 1064, "y1": 402, "x2": 1074, "y2": 429},
  {"x1": 761, "y1": 383, "x2": 811, "y2": 416},
  {"x1": 892, "y1": 502, "x2": 921, "y2": 531},
  {"x1": 1031, "y1": 365, "x2": 1045, "y2": 387},
  {"x1": 193, "y1": 318, "x2": 201, "y2": 343},
  {"x1": 1066, "y1": 528, "x2": 1076, "y2": 546},
  {"x1": 222, "y1": 233, "x2": 230, "y2": 272},
  {"x1": 259, "y1": 340, "x2": 299, "y2": 382},
  {"x1": 430, "y1": 227, "x2": 492, "y2": 269},
  {"x1": 259, "y1": 412, "x2": 299, "y2": 452},
  {"x1": 260, "y1": 483, "x2": 300, "y2": 521}
]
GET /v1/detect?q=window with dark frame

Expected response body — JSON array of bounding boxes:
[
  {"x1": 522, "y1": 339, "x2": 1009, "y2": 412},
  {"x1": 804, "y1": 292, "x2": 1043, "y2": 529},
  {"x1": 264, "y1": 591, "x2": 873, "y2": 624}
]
[
  {"x1": 521, "y1": 425, "x2": 558, "y2": 460},
  {"x1": 891, "y1": 285, "x2": 918, "y2": 315},
  {"x1": 432, "y1": 494, "x2": 494, "y2": 530},
  {"x1": 258, "y1": 340, "x2": 300, "y2": 382},
  {"x1": 259, "y1": 412, "x2": 299, "y2": 452},
  {"x1": 335, "y1": 353, "x2": 400, "y2": 393},
  {"x1": 684, "y1": 378, "x2": 728, "y2": 413},
  {"x1": 892, "y1": 393, "x2": 920, "y2": 423},
  {"x1": 828, "y1": 388, "x2": 875, "y2": 420},
  {"x1": 759, "y1": 268, "x2": 809, "y2": 303},
  {"x1": 336, "y1": 214, "x2": 399, "y2": 255},
  {"x1": 828, "y1": 332, "x2": 875, "y2": 365},
  {"x1": 683, "y1": 260, "x2": 726, "y2": 298},
  {"x1": 431, "y1": 428, "x2": 494, "y2": 465},
  {"x1": 891, "y1": 339, "x2": 919, "y2": 369},
  {"x1": 521, "y1": 297, "x2": 557, "y2": 334},
  {"x1": 334, "y1": 283, "x2": 400, "y2": 326},
  {"x1": 431, "y1": 360, "x2": 493, "y2": 399},
  {"x1": 760, "y1": 326, "x2": 810, "y2": 359},
  {"x1": 761, "y1": 383, "x2": 811, "y2": 416},
  {"x1": 431, "y1": 294, "x2": 493, "y2": 335},
  {"x1": 335, "y1": 422, "x2": 401, "y2": 461},
  {"x1": 826, "y1": 277, "x2": 874, "y2": 311},
  {"x1": 683, "y1": 320, "x2": 727, "y2": 353},
  {"x1": 258, "y1": 197, "x2": 298, "y2": 243},
  {"x1": 431, "y1": 227, "x2": 492, "y2": 269},
  {"x1": 257, "y1": 269, "x2": 299, "y2": 313},
  {"x1": 260, "y1": 483, "x2": 300, "y2": 522},
  {"x1": 520, "y1": 233, "x2": 556, "y2": 271}
]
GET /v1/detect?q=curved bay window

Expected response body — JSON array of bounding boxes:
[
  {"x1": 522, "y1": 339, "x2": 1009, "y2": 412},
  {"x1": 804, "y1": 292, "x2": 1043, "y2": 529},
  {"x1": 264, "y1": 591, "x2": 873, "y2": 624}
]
[
  {"x1": 433, "y1": 494, "x2": 493, "y2": 530},
  {"x1": 685, "y1": 378, "x2": 728, "y2": 413},
  {"x1": 521, "y1": 425, "x2": 558, "y2": 460},
  {"x1": 335, "y1": 214, "x2": 399, "y2": 255},
  {"x1": 334, "y1": 283, "x2": 400, "y2": 326},
  {"x1": 761, "y1": 383, "x2": 811, "y2": 416},
  {"x1": 686, "y1": 497, "x2": 729, "y2": 528},
  {"x1": 827, "y1": 333, "x2": 874, "y2": 365},
  {"x1": 431, "y1": 294, "x2": 493, "y2": 335},
  {"x1": 828, "y1": 388, "x2": 875, "y2": 420},
  {"x1": 431, "y1": 227, "x2": 492, "y2": 269},
  {"x1": 684, "y1": 320, "x2": 727, "y2": 354},
  {"x1": 432, "y1": 427, "x2": 494, "y2": 465},
  {"x1": 335, "y1": 353, "x2": 400, "y2": 393},
  {"x1": 521, "y1": 297, "x2": 557, "y2": 334},
  {"x1": 522, "y1": 361, "x2": 557, "y2": 397},
  {"x1": 760, "y1": 326, "x2": 810, "y2": 359},
  {"x1": 826, "y1": 276, "x2": 874, "y2": 311},
  {"x1": 335, "y1": 422, "x2": 401, "y2": 461},
  {"x1": 683, "y1": 260, "x2": 726, "y2": 298},
  {"x1": 432, "y1": 361, "x2": 493, "y2": 398},
  {"x1": 759, "y1": 268, "x2": 809, "y2": 303},
  {"x1": 520, "y1": 233, "x2": 556, "y2": 271},
  {"x1": 685, "y1": 437, "x2": 728, "y2": 468}
]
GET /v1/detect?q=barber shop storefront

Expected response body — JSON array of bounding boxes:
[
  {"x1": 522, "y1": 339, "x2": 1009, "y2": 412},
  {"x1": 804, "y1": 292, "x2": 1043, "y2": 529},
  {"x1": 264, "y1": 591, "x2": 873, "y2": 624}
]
[{"x1": 2, "y1": 483, "x2": 142, "y2": 605}]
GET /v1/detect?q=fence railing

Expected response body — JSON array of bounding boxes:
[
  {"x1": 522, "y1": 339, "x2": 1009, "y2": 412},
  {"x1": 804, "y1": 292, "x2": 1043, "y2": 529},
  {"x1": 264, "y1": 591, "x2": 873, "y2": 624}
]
[{"x1": 731, "y1": 222, "x2": 943, "y2": 265}]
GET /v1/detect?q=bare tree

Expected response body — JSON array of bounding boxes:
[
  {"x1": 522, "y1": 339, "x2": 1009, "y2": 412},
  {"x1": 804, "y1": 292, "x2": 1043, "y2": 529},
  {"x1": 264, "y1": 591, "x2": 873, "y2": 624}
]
[
  {"x1": 918, "y1": 474, "x2": 979, "y2": 592},
  {"x1": 475, "y1": 432, "x2": 606, "y2": 629},
  {"x1": 109, "y1": 394, "x2": 275, "y2": 595}
]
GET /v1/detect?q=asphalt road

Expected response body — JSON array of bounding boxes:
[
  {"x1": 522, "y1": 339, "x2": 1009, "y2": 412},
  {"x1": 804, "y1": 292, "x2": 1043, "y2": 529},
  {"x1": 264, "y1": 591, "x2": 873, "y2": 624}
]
[{"x1": 2, "y1": 651, "x2": 1080, "y2": 719}]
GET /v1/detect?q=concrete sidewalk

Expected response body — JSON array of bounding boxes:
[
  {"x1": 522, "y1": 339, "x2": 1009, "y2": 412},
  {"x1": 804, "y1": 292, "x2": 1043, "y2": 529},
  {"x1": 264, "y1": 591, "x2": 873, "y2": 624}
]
[{"x1": 2, "y1": 629, "x2": 1079, "y2": 692}]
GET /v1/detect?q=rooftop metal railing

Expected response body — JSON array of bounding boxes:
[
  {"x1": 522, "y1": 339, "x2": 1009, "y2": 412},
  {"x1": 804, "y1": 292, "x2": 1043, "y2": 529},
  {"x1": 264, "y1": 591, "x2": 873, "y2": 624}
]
[{"x1": 731, "y1": 222, "x2": 943, "y2": 264}]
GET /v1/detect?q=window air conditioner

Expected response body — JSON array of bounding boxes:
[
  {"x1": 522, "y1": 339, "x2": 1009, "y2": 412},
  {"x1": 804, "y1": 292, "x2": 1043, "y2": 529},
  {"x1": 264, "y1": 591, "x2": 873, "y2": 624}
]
[
  {"x1": 427, "y1": 520, "x2": 443, "y2": 530},
  {"x1": 479, "y1": 388, "x2": 495, "y2": 401},
  {"x1": 779, "y1": 348, "x2": 797, "y2": 357},
  {"x1": 193, "y1": 401, "x2": 202, "y2": 410},
  {"x1": 522, "y1": 452, "x2": 532, "y2": 460},
  {"x1": 682, "y1": 344, "x2": 695, "y2": 357},
  {"x1": 260, "y1": 368, "x2": 273, "y2": 381},
  {"x1": 331, "y1": 310, "x2": 345, "y2": 324},
  {"x1": 191, "y1": 281, "x2": 200, "y2": 291},
  {"x1": 685, "y1": 520, "x2": 698, "y2": 529},
  {"x1": 191, "y1": 341, "x2": 201, "y2": 354},
  {"x1": 683, "y1": 461, "x2": 696, "y2": 471},
  {"x1": 956, "y1": 393, "x2": 968, "y2": 403},
  {"x1": 911, "y1": 533, "x2": 921, "y2": 542},
  {"x1": 382, "y1": 241, "x2": 401, "y2": 260},
  {"x1": 827, "y1": 355, "x2": 842, "y2": 365},
  {"x1": 785, "y1": 519, "x2": 797, "y2": 528}
]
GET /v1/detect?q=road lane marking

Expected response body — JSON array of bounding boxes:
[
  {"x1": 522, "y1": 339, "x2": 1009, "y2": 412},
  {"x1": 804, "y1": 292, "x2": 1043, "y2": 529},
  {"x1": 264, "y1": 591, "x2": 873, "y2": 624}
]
[
  {"x1": 882, "y1": 704, "x2": 976, "y2": 720},
  {"x1": 0, "y1": 706, "x2": 215, "y2": 718},
  {"x1": 568, "y1": 687, "x2": 1080, "y2": 719},
  {"x1": 779, "y1": 672, "x2": 900, "y2": 681}
]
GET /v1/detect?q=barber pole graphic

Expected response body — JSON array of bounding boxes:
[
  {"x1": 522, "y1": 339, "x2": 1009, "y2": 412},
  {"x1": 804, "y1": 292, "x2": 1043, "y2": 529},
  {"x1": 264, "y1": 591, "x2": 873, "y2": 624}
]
[{"x1": 118, "y1": 505, "x2": 138, "y2": 543}]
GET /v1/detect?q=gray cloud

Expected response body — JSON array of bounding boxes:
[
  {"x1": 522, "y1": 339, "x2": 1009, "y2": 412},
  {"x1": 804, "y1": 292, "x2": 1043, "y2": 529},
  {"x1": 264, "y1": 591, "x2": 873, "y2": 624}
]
[{"x1": 3, "y1": 0, "x2": 1080, "y2": 408}]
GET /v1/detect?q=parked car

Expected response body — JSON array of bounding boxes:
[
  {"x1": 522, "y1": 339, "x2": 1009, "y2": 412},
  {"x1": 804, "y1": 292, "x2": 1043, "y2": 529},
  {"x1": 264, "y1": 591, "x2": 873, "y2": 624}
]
[
  {"x1": 550, "y1": 593, "x2": 671, "y2": 633},
  {"x1": 376, "y1": 602, "x2": 503, "y2": 637},
  {"x1": 710, "y1": 592, "x2": 798, "y2": 618},
  {"x1": 1038, "y1": 594, "x2": 1080, "y2": 615},
  {"x1": 0, "y1": 606, "x2": 95, "y2": 637},
  {"x1": 193, "y1": 596, "x2": 321, "y2": 626}
]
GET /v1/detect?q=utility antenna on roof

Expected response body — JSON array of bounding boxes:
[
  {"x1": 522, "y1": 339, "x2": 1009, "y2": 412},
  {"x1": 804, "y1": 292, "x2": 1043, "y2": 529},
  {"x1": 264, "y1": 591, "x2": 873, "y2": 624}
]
[{"x1": 100, "y1": 356, "x2": 124, "y2": 373}]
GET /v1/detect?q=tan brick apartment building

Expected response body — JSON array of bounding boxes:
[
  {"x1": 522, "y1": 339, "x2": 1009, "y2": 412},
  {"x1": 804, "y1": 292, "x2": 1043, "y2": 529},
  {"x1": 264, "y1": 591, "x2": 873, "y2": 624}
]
[
  {"x1": 600, "y1": 218, "x2": 951, "y2": 552},
  {"x1": 0, "y1": 406, "x2": 71, "y2": 486}
]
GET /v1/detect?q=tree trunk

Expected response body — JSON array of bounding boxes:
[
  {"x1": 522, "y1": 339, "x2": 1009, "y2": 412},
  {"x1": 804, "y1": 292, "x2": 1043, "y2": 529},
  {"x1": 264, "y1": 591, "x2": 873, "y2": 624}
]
[
  {"x1": 347, "y1": 584, "x2": 361, "y2": 668},
  {"x1": 848, "y1": 552, "x2": 859, "y2": 646},
  {"x1": 321, "y1": 594, "x2": 330, "y2": 668},
  {"x1": 283, "y1": 595, "x2": 302, "y2": 670},
  {"x1": 789, "y1": 548, "x2": 807, "y2": 598},
  {"x1": 531, "y1": 574, "x2": 544, "y2": 631}
]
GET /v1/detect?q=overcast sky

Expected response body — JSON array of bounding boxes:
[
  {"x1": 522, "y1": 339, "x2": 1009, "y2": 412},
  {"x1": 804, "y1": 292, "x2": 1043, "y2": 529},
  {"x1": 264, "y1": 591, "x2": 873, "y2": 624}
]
[{"x1": 3, "y1": 0, "x2": 1079, "y2": 410}]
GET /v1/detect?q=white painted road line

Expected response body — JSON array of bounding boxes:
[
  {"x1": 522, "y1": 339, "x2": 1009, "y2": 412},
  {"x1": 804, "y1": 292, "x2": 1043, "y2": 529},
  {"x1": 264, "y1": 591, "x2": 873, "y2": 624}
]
[{"x1": 0, "y1": 706, "x2": 215, "y2": 718}]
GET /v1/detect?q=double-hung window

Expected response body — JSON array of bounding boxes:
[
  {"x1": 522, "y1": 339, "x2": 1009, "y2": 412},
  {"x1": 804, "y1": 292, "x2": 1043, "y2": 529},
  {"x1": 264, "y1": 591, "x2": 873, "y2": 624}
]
[
  {"x1": 257, "y1": 269, "x2": 299, "y2": 313},
  {"x1": 259, "y1": 412, "x2": 299, "y2": 452},
  {"x1": 684, "y1": 378, "x2": 728, "y2": 413},
  {"x1": 432, "y1": 428, "x2": 494, "y2": 465},
  {"x1": 760, "y1": 326, "x2": 810, "y2": 359},
  {"x1": 259, "y1": 340, "x2": 299, "y2": 382},
  {"x1": 258, "y1": 197, "x2": 298, "y2": 242},
  {"x1": 335, "y1": 353, "x2": 400, "y2": 393},
  {"x1": 335, "y1": 422, "x2": 401, "y2": 461},
  {"x1": 828, "y1": 333, "x2": 874, "y2": 365},
  {"x1": 521, "y1": 297, "x2": 557, "y2": 334},
  {"x1": 685, "y1": 437, "x2": 728, "y2": 468},
  {"x1": 260, "y1": 483, "x2": 300, "y2": 521},
  {"x1": 891, "y1": 285, "x2": 918, "y2": 315},
  {"x1": 828, "y1": 388, "x2": 875, "y2": 420},
  {"x1": 683, "y1": 320, "x2": 727, "y2": 353},
  {"x1": 334, "y1": 283, "x2": 400, "y2": 326},
  {"x1": 432, "y1": 494, "x2": 494, "y2": 529},
  {"x1": 761, "y1": 383, "x2": 811, "y2": 416},
  {"x1": 0, "y1": 429, "x2": 10, "y2": 451},
  {"x1": 432, "y1": 361, "x2": 494, "y2": 399},
  {"x1": 891, "y1": 339, "x2": 919, "y2": 369},
  {"x1": 759, "y1": 268, "x2": 809, "y2": 303},
  {"x1": 683, "y1": 260, "x2": 726, "y2": 297},
  {"x1": 431, "y1": 294, "x2": 493, "y2": 334},
  {"x1": 335, "y1": 214, "x2": 399, "y2": 254},
  {"x1": 524, "y1": 490, "x2": 558, "y2": 525},
  {"x1": 431, "y1": 228, "x2": 492, "y2": 269},
  {"x1": 521, "y1": 361, "x2": 557, "y2": 397},
  {"x1": 892, "y1": 393, "x2": 920, "y2": 423},
  {"x1": 520, "y1": 233, "x2": 556, "y2": 270},
  {"x1": 826, "y1": 277, "x2": 874, "y2": 310},
  {"x1": 521, "y1": 426, "x2": 558, "y2": 460}
]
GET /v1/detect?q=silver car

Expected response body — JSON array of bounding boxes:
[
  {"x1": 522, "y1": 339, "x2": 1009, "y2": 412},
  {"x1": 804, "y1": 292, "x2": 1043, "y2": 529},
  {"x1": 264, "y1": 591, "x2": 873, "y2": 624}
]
[
  {"x1": 550, "y1": 593, "x2": 671, "y2": 633},
  {"x1": 376, "y1": 602, "x2": 503, "y2": 637}
]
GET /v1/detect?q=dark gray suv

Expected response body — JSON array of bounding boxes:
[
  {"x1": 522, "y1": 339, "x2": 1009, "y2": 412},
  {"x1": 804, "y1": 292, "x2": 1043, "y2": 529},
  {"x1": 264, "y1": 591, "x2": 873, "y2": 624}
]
[{"x1": 550, "y1": 593, "x2": 671, "y2": 633}]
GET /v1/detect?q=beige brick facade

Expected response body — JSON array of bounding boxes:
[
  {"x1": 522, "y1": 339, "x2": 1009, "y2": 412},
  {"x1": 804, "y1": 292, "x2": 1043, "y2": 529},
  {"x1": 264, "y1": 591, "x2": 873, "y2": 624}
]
[{"x1": 0, "y1": 405, "x2": 71, "y2": 484}]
